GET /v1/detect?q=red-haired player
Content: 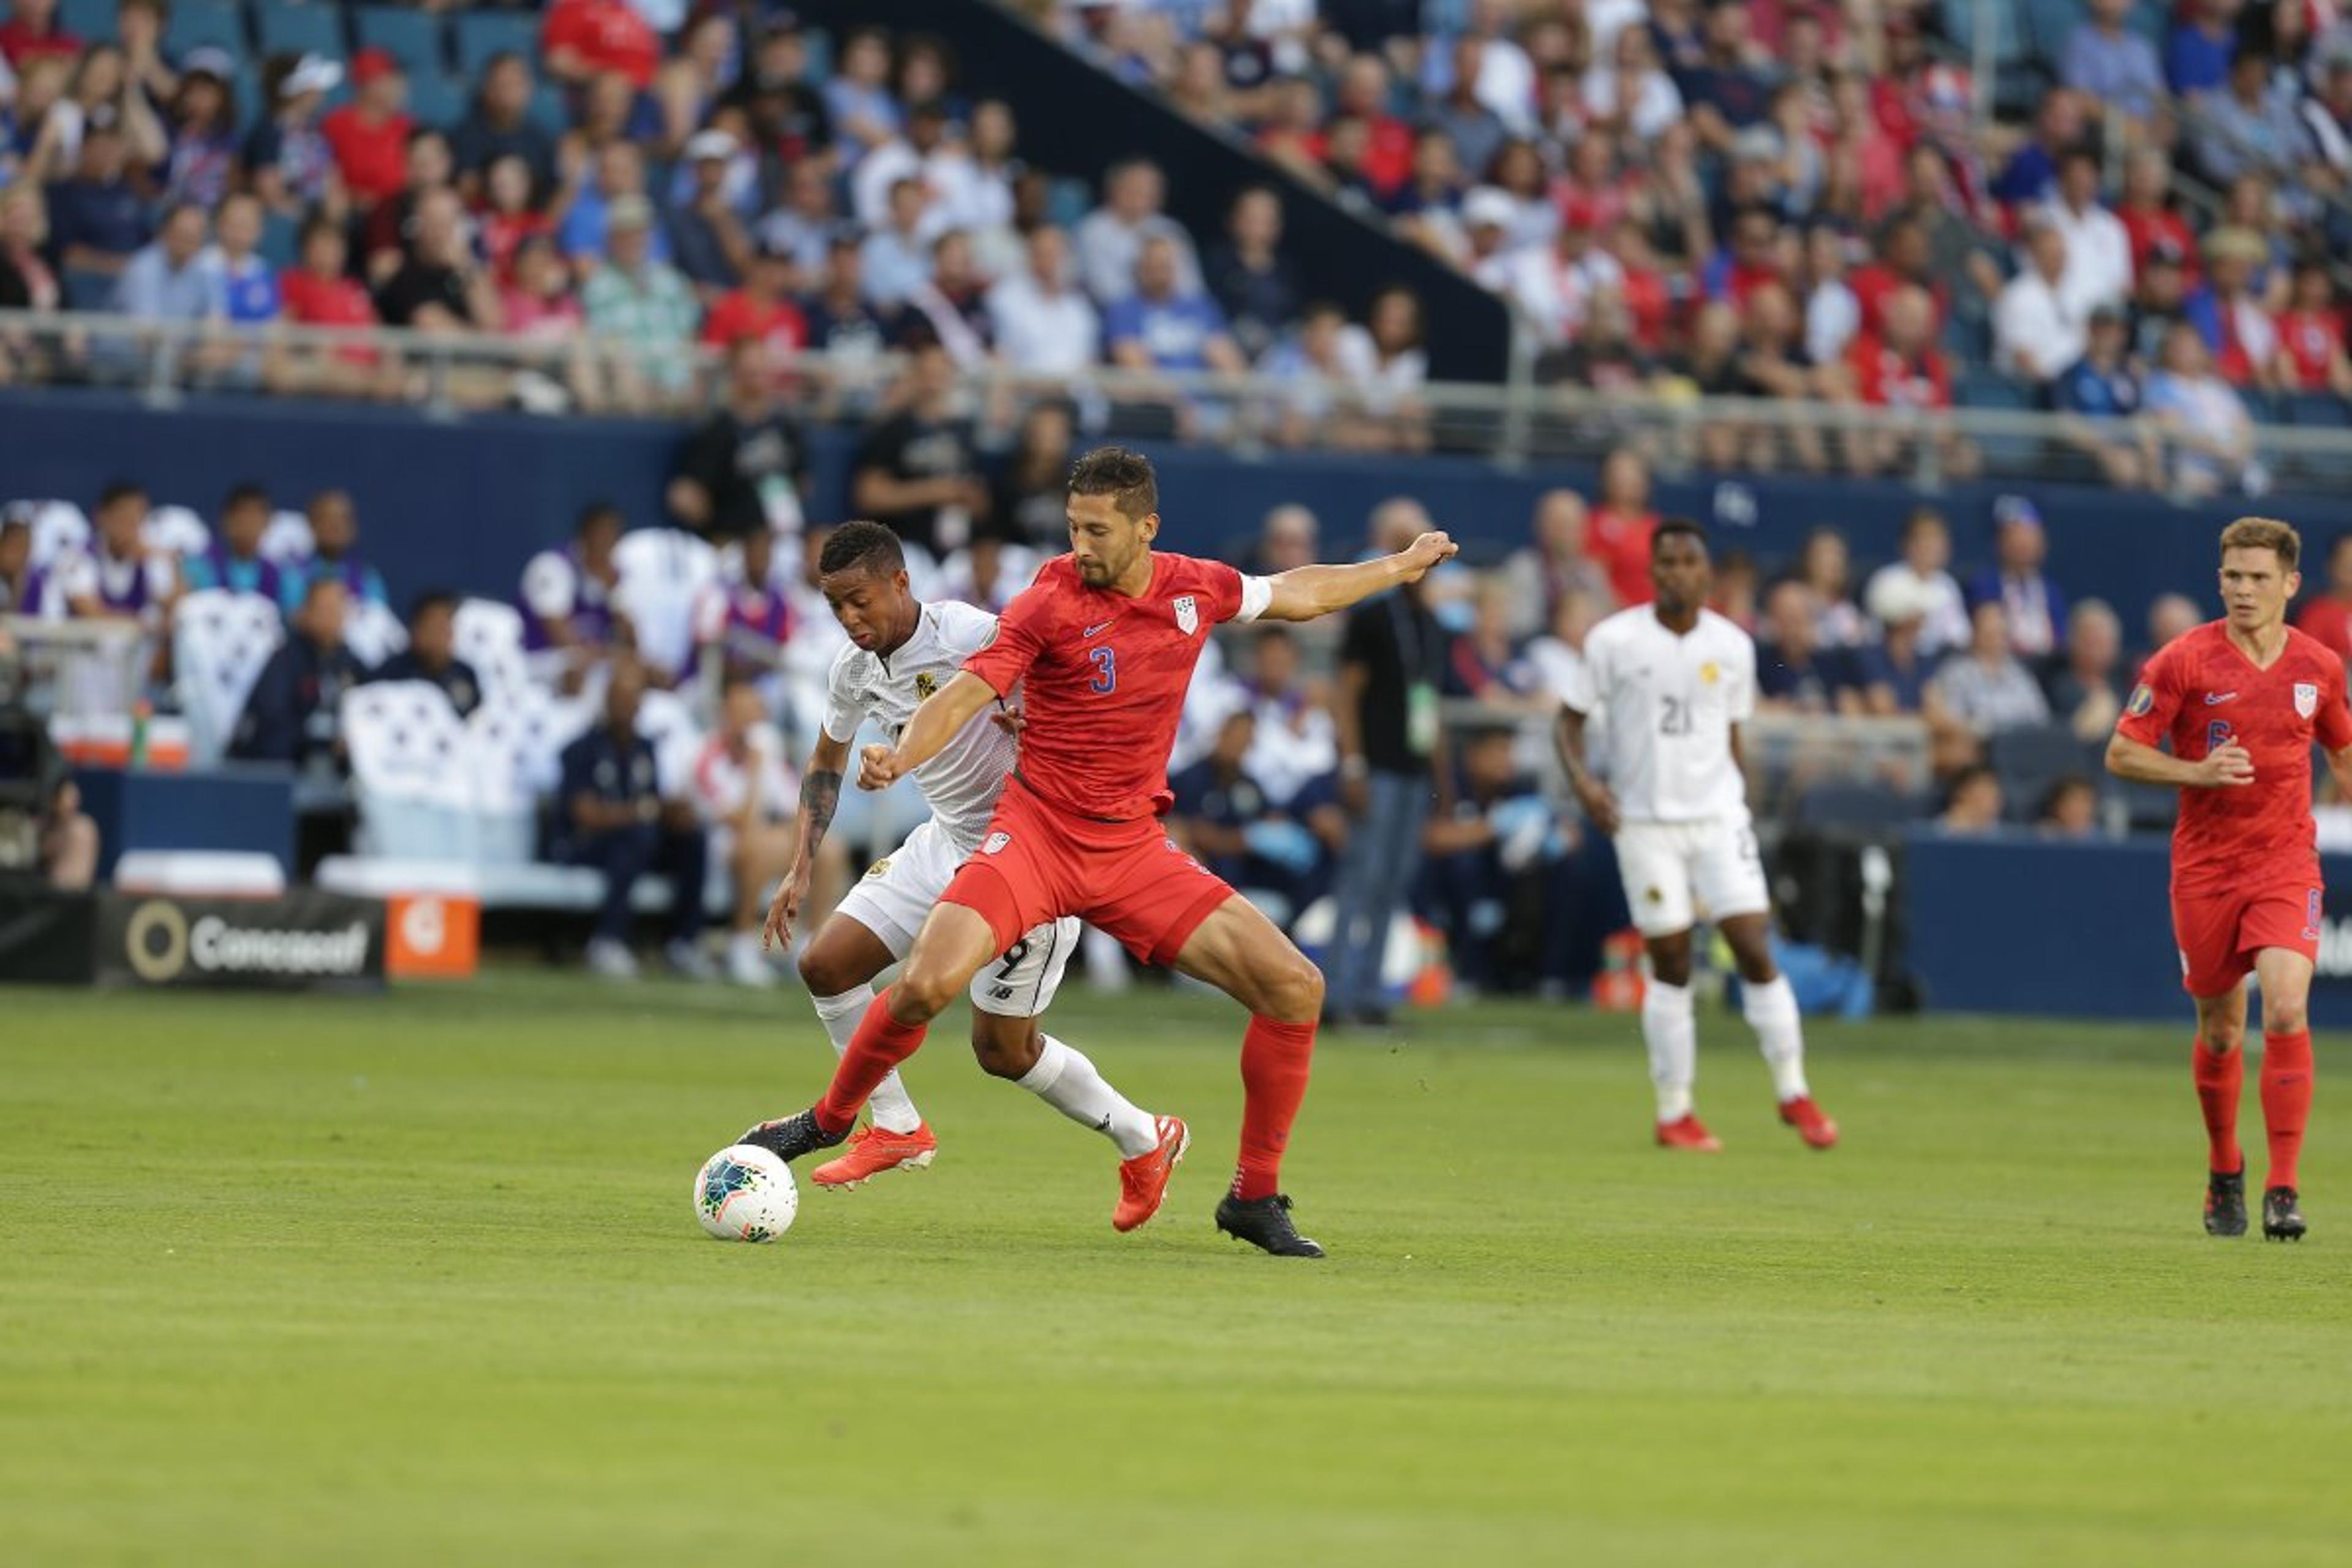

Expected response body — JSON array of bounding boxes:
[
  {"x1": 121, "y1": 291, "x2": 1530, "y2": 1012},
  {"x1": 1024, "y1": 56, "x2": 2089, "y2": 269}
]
[
  {"x1": 732, "y1": 447, "x2": 1457, "y2": 1256},
  {"x1": 2108, "y1": 516, "x2": 2352, "y2": 1241}
]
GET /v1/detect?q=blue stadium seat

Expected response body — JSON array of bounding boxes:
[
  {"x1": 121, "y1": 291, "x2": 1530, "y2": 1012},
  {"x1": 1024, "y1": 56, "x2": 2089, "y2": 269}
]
[
  {"x1": 1793, "y1": 782, "x2": 1921, "y2": 830},
  {"x1": 800, "y1": 27, "x2": 832, "y2": 83},
  {"x1": 1956, "y1": 368, "x2": 2031, "y2": 411},
  {"x1": 405, "y1": 72, "x2": 466, "y2": 133},
  {"x1": 258, "y1": 210, "x2": 302, "y2": 271},
  {"x1": 453, "y1": 10, "x2": 539, "y2": 80},
  {"x1": 2288, "y1": 393, "x2": 2352, "y2": 429},
  {"x1": 2022, "y1": 0, "x2": 2086, "y2": 64},
  {"x1": 1047, "y1": 176, "x2": 1093, "y2": 230},
  {"x1": 253, "y1": 0, "x2": 347, "y2": 62},
  {"x1": 164, "y1": 0, "x2": 246, "y2": 57},
  {"x1": 1940, "y1": 0, "x2": 2028, "y2": 68},
  {"x1": 527, "y1": 83, "x2": 570, "y2": 138},
  {"x1": 1988, "y1": 723, "x2": 2099, "y2": 813},
  {"x1": 353, "y1": 6, "x2": 447, "y2": 81},
  {"x1": 62, "y1": 269, "x2": 119, "y2": 311},
  {"x1": 58, "y1": 0, "x2": 119, "y2": 45}
]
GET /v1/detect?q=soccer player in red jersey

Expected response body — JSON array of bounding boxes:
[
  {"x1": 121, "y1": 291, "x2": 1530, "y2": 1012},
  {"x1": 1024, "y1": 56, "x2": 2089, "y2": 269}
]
[
  {"x1": 734, "y1": 448, "x2": 1457, "y2": 1256},
  {"x1": 2108, "y1": 518, "x2": 2352, "y2": 1241}
]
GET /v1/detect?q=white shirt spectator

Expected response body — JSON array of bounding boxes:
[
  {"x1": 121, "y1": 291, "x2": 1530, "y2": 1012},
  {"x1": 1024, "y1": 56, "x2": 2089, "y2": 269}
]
[
  {"x1": 1335, "y1": 323, "x2": 1427, "y2": 413},
  {"x1": 2038, "y1": 197, "x2": 2133, "y2": 311},
  {"x1": 851, "y1": 138, "x2": 981, "y2": 234},
  {"x1": 1072, "y1": 207, "x2": 1200, "y2": 306},
  {"x1": 1864, "y1": 561, "x2": 1971, "y2": 658},
  {"x1": 1580, "y1": 64, "x2": 1684, "y2": 141},
  {"x1": 1994, "y1": 268, "x2": 2087, "y2": 382},
  {"x1": 1805, "y1": 277, "x2": 1860, "y2": 366},
  {"x1": 688, "y1": 721, "x2": 796, "y2": 829},
  {"x1": 987, "y1": 270, "x2": 1102, "y2": 374}
]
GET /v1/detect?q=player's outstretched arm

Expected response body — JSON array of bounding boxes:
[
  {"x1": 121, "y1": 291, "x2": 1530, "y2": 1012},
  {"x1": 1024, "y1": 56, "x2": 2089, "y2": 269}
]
[
  {"x1": 2105, "y1": 730, "x2": 2253, "y2": 788},
  {"x1": 861, "y1": 670, "x2": 998, "y2": 790},
  {"x1": 1257, "y1": 530, "x2": 1460, "y2": 622}
]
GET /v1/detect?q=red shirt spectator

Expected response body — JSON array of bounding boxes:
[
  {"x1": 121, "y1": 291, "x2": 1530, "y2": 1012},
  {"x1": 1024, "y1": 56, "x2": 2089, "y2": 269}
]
[
  {"x1": 282, "y1": 250, "x2": 383, "y2": 367},
  {"x1": 2297, "y1": 595, "x2": 2352, "y2": 663},
  {"x1": 322, "y1": 51, "x2": 415, "y2": 209},
  {"x1": 1588, "y1": 502, "x2": 1658, "y2": 607},
  {"x1": 543, "y1": 0, "x2": 660, "y2": 90},
  {"x1": 479, "y1": 208, "x2": 552, "y2": 284},
  {"x1": 1848, "y1": 331, "x2": 1952, "y2": 411},
  {"x1": 702, "y1": 289, "x2": 809, "y2": 358},
  {"x1": 1849, "y1": 260, "x2": 1948, "y2": 338},
  {"x1": 0, "y1": 0, "x2": 80, "y2": 69},
  {"x1": 2120, "y1": 209, "x2": 2198, "y2": 285},
  {"x1": 2276, "y1": 308, "x2": 2343, "y2": 391}
]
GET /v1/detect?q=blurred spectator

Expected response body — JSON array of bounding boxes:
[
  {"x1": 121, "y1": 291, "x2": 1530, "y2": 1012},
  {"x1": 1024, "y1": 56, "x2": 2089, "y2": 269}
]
[
  {"x1": 2186, "y1": 226, "x2": 2280, "y2": 386},
  {"x1": 243, "y1": 53, "x2": 344, "y2": 221},
  {"x1": 897, "y1": 230, "x2": 995, "y2": 368},
  {"x1": 1420, "y1": 722, "x2": 1569, "y2": 995},
  {"x1": 276, "y1": 216, "x2": 389, "y2": 399},
  {"x1": 521, "y1": 502, "x2": 624, "y2": 668},
  {"x1": 1969, "y1": 499, "x2": 2067, "y2": 662},
  {"x1": 987, "y1": 225, "x2": 1101, "y2": 377},
  {"x1": 500, "y1": 233, "x2": 593, "y2": 404},
  {"x1": 322, "y1": 49, "x2": 412, "y2": 213},
  {"x1": 584, "y1": 194, "x2": 698, "y2": 406},
  {"x1": 451, "y1": 54, "x2": 557, "y2": 200},
  {"x1": 374, "y1": 591, "x2": 481, "y2": 719},
  {"x1": 1504, "y1": 489, "x2": 1613, "y2": 640},
  {"x1": 1844, "y1": 285, "x2": 1977, "y2": 479},
  {"x1": 293, "y1": 489, "x2": 389, "y2": 612},
  {"x1": 848, "y1": 97, "x2": 961, "y2": 232},
  {"x1": 229, "y1": 576, "x2": 364, "y2": 768},
  {"x1": 1203, "y1": 185, "x2": 1298, "y2": 364},
  {"x1": 1075, "y1": 158, "x2": 1201, "y2": 305},
  {"x1": 1795, "y1": 527, "x2": 1871, "y2": 649},
  {"x1": 1241, "y1": 623, "x2": 1338, "y2": 804},
  {"x1": 1879, "y1": 150, "x2": 2002, "y2": 326},
  {"x1": 1390, "y1": 128, "x2": 1470, "y2": 264},
  {"x1": 669, "y1": 129, "x2": 755, "y2": 293},
  {"x1": 1525, "y1": 586, "x2": 1607, "y2": 707},
  {"x1": 851, "y1": 337, "x2": 987, "y2": 559},
  {"x1": 1994, "y1": 218, "x2": 2088, "y2": 390},
  {"x1": 1265, "y1": 299, "x2": 1373, "y2": 448},
  {"x1": 669, "y1": 337, "x2": 810, "y2": 542},
  {"x1": 2296, "y1": 532, "x2": 2352, "y2": 663},
  {"x1": 114, "y1": 202, "x2": 214, "y2": 323},
  {"x1": 859, "y1": 176, "x2": 943, "y2": 308},
  {"x1": 1711, "y1": 548, "x2": 1762, "y2": 632},
  {"x1": 1445, "y1": 577, "x2": 1545, "y2": 708},
  {"x1": 1106, "y1": 233, "x2": 1246, "y2": 392},
  {"x1": 202, "y1": 192, "x2": 279, "y2": 327},
  {"x1": 653, "y1": 12, "x2": 742, "y2": 160},
  {"x1": 377, "y1": 189, "x2": 502, "y2": 333},
  {"x1": 2146, "y1": 320, "x2": 2260, "y2": 498},
  {"x1": 1937, "y1": 764, "x2": 2005, "y2": 834},
  {"x1": 1169, "y1": 707, "x2": 1335, "y2": 926},
  {"x1": 725, "y1": 23, "x2": 832, "y2": 168},
  {"x1": 56, "y1": 481, "x2": 173, "y2": 628},
  {"x1": 1928, "y1": 601, "x2": 2052, "y2": 741},
  {"x1": 823, "y1": 26, "x2": 903, "y2": 165},
  {"x1": 2145, "y1": 592, "x2": 2205, "y2": 661},
  {"x1": 1678, "y1": 0, "x2": 1776, "y2": 154},
  {"x1": 0, "y1": 185, "x2": 60, "y2": 315},
  {"x1": 1990, "y1": 88, "x2": 2086, "y2": 211},
  {"x1": 1423, "y1": 36, "x2": 1509, "y2": 179},
  {"x1": 1798, "y1": 224, "x2": 1860, "y2": 369},
  {"x1": 991, "y1": 399, "x2": 1079, "y2": 551},
  {"x1": 699, "y1": 526, "x2": 794, "y2": 688},
  {"x1": 1857, "y1": 578, "x2": 1940, "y2": 716},
  {"x1": 1349, "y1": 283, "x2": 1430, "y2": 443},
  {"x1": 800, "y1": 233, "x2": 893, "y2": 364},
  {"x1": 2062, "y1": 0, "x2": 2168, "y2": 126},
  {"x1": 688, "y1": 679, "x2": 798, "y2": 989},
  {"x1": 48, "y1": 125, "x2": 149, "y2": 279},
  {"x1": 562, "y1": 143, "x2": 673, "y2": 268},
  {"x1": 1327, "y1": 497, "x2": 1445, "y2": 1027},
  {"x1": 2194, "y1": 50, "x2": 2310, "y2": 189},
  {"x1": 1586, "y1": 447, "x2": 1659, "y2": 608},
  {"x1": 0, "y1": 0, "x2": 77, "y2": 70},
  {"x1": 1756, "y1": 580, "x2": 1864, "y2": 715},
  {"x1": 475, "y1": 153, "x2": 552, "y2": 287},
  {"x1": 2045, "y1": 598, "x2": 2127, "y2": 741},
  {"x1": 0, "y1": 511, "x2": 41, "y2": 615},
  {"x1": 2036, "y1": 154, "x2": 2130, "y2": 322},
  {"x1": 756, "y1": 159, "x2": 844, "y2": 293},
  {"x1": 2056, "y1": 306, "x2": 2162, "y2": 489},
  {"x1": 554, "y1": 658, "x2": 711, "y2": 982},
  {"x1": 359, "y1": 130, "x2": 456, "y2": 285},
  {"x1": 2038, "y1": 775, "x2": 2101, "y2": 837},
  {"x1": 1243, "y1": 503, "x2": 1320, "y2": 578},
  {"x1": 2117, "y1": 151, "x2": 2198, "y2": 285},
  {"x1": 2271, "y1": 259, "x2": 2352, "y2": 398},
  {"x1": 542, "y1": 0, "x2": 660, "y2": 92},
  {"x1": 1585, "y1": 22, "x2": 1683, "y2": 144},
  {"x1": 183, "y1": 482, "x2": 282, "y2": 600},
  {"x1": 2129, "y1": 239, "x2": 2195, "y2": 365},
  {"x1": 701, "y1": 237, "x2": 809, "y2": 367},
  {"x1": 1864, "y1": 506, "x2": 1970, "y2": 658},
  {"x1": 159, "y1": 53, "x2": 241, "y2": 211}
]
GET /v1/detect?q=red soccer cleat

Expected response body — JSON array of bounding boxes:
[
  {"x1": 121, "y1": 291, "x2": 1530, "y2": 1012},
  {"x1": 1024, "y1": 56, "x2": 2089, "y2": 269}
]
[
  {"x1": 1779, "y1": 1096, "x2": 1839, "y2": 1150},
  {"x1": 1112, "y1": 1115, "x2": 1189, "y2": 1232},
  {"x1": 1655, "y1": 1114, "x2": 1723, "y2": 1152},
  {"x1": 812, "y1": 1122, "x2": 938, "y2": 1188}
]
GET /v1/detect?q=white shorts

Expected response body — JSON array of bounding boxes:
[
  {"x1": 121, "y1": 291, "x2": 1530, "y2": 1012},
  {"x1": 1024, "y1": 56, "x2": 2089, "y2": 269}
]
[
  {"x1": 1614, "y1": 816, "x2": 1771, "y2": 938},
  {"x1": 832, "y1": 818, "x2": 1079, "y2": 1017}
]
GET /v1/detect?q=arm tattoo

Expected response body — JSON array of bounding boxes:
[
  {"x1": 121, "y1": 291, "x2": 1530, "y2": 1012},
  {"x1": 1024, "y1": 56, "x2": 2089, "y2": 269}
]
[{"x1": 800, "y1": 767, "x2": 842, "y2": 852}]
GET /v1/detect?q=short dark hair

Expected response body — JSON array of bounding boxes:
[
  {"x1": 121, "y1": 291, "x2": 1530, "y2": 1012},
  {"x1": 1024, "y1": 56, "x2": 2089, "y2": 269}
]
[
  {"x1": 2220, "y1": 515, "x2": 2301, "y2": 571},
  {"x1": 1651, "y1": 516, "x2": 1709, "y2": 556},
  {"x1": 820, "y1": 519, "x2": 905, "y2": 579},
  {"x1": 1068, "y1": 446, "x2": 1158, "y2": 520},
  {"x1": 224, "y1": 481, "x2": 270, "y2": 514},
  {"x1": 98, "y1": 480, "x2": 146, "y2": 511},
  {"x1": 409, "y1": 590, "x2": 459, "y2": 625},
  {"x1": 576, "y1": 501, "x2": 624, "y2": 537}
]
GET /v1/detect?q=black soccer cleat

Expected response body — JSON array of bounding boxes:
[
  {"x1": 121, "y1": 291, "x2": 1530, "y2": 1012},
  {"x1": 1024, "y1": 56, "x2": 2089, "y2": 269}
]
[
  {"x1": 2263, "y1": 1185, "x2": 2307, "y2": 1242},
  {"x1": 1215, "y1": 1193, "x2": 1326, "y2": 1258},
  {"x1": 2204, "y1": 1167, "x2": 2248, "y2": 1237},
  {"x1": 736, "y1": 1108, "x2": 845, "y2": 1164}
]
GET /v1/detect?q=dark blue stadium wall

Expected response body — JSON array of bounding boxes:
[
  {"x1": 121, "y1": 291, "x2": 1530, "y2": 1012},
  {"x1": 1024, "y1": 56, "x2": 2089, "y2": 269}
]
[
  {"x1": 8, "y1": 389, "x2": 2350, "y2": 624},
  {"x1": 787, "y1": 0, "x2": 1514, "y2": 383}
]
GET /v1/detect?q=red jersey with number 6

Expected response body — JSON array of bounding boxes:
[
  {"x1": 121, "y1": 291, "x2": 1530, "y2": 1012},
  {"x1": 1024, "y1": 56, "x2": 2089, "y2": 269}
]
[
  {"x1": 2116, "y1": 621, "x2": 2352, "y2": 892},
  {"x1": 963, "y1": 551, "x2": 1261, "y2": 821}
]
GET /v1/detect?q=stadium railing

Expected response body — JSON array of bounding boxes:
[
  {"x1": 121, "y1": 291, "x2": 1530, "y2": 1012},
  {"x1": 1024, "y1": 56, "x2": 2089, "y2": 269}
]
[{"x1": 7, "y1": 307, "x2": 2352, "y2": 492}]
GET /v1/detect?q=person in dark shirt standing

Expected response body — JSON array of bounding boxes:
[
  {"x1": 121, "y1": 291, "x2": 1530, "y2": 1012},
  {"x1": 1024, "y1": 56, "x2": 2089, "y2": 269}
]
[
  {"x1": 375, "y1": 189, "x2": 500, "y2": 330},
  {"x1": 230, "y1": 576, "x2": 369, "y2": 769},
  {"x1": 1326, "y1": 497, "x2": 1447, "y2": 1025},
  {"x1": 449, "y1": 53, "x2": 558, "y2": 202},
  {"x1": 1202, "y1": 185, "x2": 1298, "y2": 364},
  {"x1": 668, "y1": 337, "x2": 810, "y2": 541},
  {"x1": 850, "y1": 336, "x2": 988, "y2": 560},
  {"x1": 554, "y1": 656, "x2": 711, "y2": 982},
  {"x1": 373, "y1": 591, "x2": 481, "y2": 718}
]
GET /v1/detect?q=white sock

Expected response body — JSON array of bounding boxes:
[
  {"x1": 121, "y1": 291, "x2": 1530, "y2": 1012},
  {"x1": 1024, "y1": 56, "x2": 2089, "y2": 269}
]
[
  {"x1": 1642, "y1": 977, "x2": 1698, "y2": 1123},
  {"x1": 1743, "y1": 973, "x2": 1811, "y2": 1102},
  {"x1": 1016, "y1": 1034, "x2": 1159, "y2": 1157},
  {"x1": 810, "y1": 985, "x2": 924, "y2": 1134}
]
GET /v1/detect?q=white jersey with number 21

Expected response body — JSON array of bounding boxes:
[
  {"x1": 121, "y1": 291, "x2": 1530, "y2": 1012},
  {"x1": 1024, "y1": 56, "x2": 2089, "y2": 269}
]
[{"x1": 1561, "y1": 605, "x2": 1757, "y2": 825}]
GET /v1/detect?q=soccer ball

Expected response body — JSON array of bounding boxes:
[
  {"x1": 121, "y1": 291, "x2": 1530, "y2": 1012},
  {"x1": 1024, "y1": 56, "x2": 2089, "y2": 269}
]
[{"x1": 693, "y1": 1144, "x2": 798, "y2": 1242}]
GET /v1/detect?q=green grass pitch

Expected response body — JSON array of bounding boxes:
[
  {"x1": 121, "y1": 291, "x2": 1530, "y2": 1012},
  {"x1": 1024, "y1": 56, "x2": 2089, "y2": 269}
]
[{"x1": 5, "y1": 973, "x2": 2350, "y2": 1566}]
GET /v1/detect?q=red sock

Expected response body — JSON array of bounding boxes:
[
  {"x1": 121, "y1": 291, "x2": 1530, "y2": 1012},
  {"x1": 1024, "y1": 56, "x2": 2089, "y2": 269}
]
[
  {"x1": 1232, "y1": 1016, "x2": 1317, "y2": 1200},
  {"x1": 2261, "y1": 1030, "x2": 2314, "y2": 1191},
  {"x1": 814, "y1": 988, "x2": 930, "y2": 1135},
  {"x1": 2193, "y1": 1040, "x2": 2244, "y2": 1175}
]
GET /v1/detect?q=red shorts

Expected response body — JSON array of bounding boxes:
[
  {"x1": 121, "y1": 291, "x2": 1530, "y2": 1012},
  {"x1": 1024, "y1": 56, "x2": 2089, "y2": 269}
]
[
  {"x1": 941, "y1": 774, "x2": 1237, "y2": 966},
  {"x1": 2171, "y1": 880, "x2": 2323, "y2": 996}
]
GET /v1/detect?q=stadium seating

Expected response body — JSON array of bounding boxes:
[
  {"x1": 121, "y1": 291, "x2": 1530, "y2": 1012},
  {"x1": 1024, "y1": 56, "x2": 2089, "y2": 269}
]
[
  {"x1": 172, "y1": 589, "x2": 285, "y2": 767},
  {"x1": 58, "y1": 0, "x2": 118, "y2": 45},
  {"x1": 253, "y1": 0, "x2": 347, "y2": 62},
  {"x1": 611, "y1": 529, "x2": 722, "y2": 684},
  {"x1": 451, "y1": 598, "x2": 530, "y2": 710},
  {"x1": 141, "y1": 505, "x2": 213, "y2": 559},
  {"x1": 352, "y1": 6, "x2": 445, "y2": 80},
  {"x1": 451, "y1": 9, "x2": 537, "y2": 80},
  {"x1": 162, "y1": 0, "x2": 247, "y2": 57}
]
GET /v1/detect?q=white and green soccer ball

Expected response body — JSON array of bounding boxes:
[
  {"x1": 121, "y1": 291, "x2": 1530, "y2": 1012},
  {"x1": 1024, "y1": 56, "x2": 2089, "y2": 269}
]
[{"x1": 693, "y1": 1144, "x2": 798, "y2": 1242}]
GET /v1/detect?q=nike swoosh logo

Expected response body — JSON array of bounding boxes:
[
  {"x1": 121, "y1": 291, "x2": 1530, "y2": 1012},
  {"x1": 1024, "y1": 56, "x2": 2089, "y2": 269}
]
[
  {"x1": 2205, "y1": 692, "x2": 2237, "y2": 705},
  {"x1": 1083, "y1": 621, "x2": 1114, "y2": 638}
]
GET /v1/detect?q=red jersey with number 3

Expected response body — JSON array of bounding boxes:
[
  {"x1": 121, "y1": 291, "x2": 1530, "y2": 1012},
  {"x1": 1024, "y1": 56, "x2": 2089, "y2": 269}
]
[
  {"x1": 963, "y1": 551, "x2": 1257, "y2": 821},
  {"x1": 2116, "y1": 621, "x2": 2352, "y2": 892}
]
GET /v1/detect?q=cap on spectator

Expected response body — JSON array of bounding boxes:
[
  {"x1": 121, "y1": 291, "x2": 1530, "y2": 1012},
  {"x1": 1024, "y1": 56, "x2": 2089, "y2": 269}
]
[
  {"x1": 608, "y1": 194, "x2": 656, "y2": 232},
  {"x1": 1871, "y1": 576, "x2": 1933, "y2": 626},
  {"x1": 1993, "y1": 495, "x2": 2044, "y2": 532},
  {"x1": 284, "y1": 54, "x2": 344, "y2": 97},
  {"x1": 2204, "y1": 225, "x2": 2268, "y2": 266},
  {"x1": 685, "y1": 129, "x2": 739, "y2": 162},
  {"x1": 2146, "y1": 235, "x2": 2187, "y2": 268},
  {"x1": 1462, "y1": 186, "x2": 1516, "y2": 231},
  {"x1": 352, "y1": 47, "x2": 402, "y2": 86},
  {"x1": 1732, "y1": 126, "x2": 1783, "y2": 162},
  {"x1": 183, "y1": 46, "x2": 235, "y2": 81}
]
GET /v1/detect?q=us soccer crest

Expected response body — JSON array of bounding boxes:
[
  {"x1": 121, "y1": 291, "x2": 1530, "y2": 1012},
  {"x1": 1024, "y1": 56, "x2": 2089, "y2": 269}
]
[
  {"x1": 1173, "y1": 594, "x2": 1199, "y2": 635},
  {"x1": 914, "y1": 671, "x2": 938, "y2": 699},
  {"x1": 2296, "y1": 682, "x2": 2320, "y2": 718}
]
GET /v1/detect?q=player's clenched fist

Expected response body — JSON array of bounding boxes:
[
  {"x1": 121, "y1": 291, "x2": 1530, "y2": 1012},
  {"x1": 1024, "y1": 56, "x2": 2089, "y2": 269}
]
[
  {"x1": 1396, "y1": 531, "x2": 1458, "y2": 581},
  {"x1": 2196, "y1": 742, "x2": 2255, "y2": 787},
  {"x1": 858, "y1": 743, "x2": 903, "y2": 791}
]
